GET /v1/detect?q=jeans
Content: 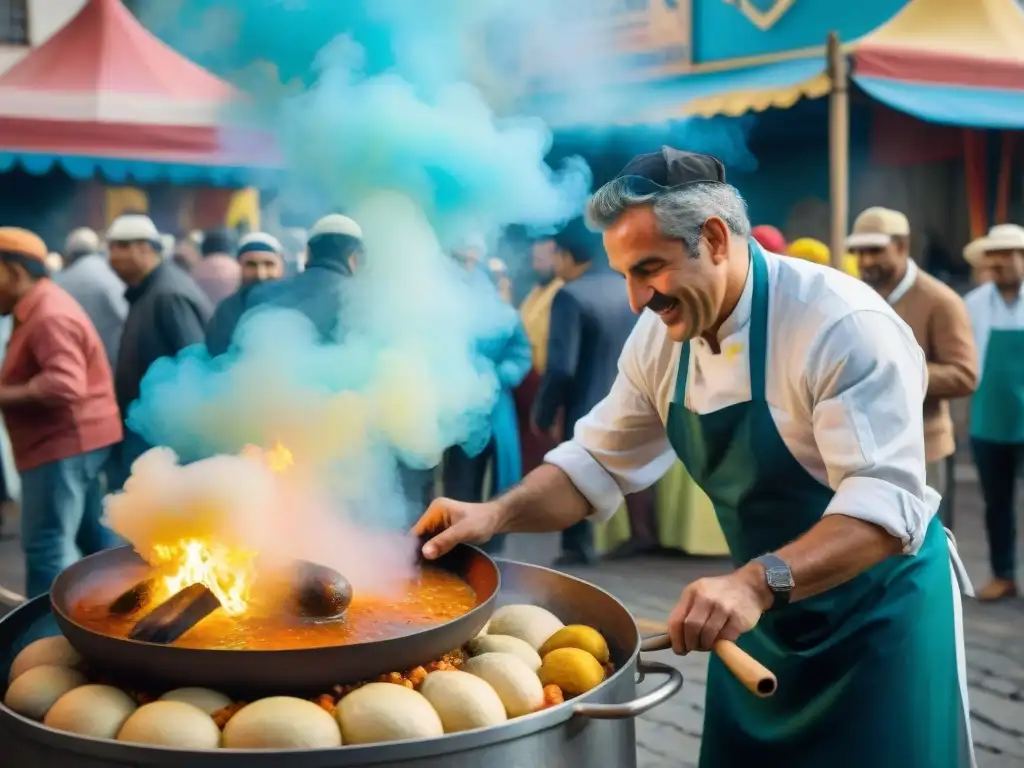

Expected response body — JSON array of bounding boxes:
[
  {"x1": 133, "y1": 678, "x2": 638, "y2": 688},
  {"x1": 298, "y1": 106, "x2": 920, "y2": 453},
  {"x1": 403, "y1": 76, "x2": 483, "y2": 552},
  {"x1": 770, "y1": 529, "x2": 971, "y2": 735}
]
[
  {"x1": 105, "y1": 428, "x2": 151, "y2": 493},
  {"x1": 20, "y1": 446, "x2": 118, "y2": 598},
  {"x1": 970, "y1": 438, "x2": 1023, "y2": 580}
]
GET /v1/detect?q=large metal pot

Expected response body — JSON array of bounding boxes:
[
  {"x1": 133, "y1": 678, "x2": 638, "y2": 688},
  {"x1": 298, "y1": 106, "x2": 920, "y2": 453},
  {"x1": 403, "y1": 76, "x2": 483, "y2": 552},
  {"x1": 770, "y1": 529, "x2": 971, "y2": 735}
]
[{"x1": 0, "y1": 559, "x2": 683, "y2": 768}]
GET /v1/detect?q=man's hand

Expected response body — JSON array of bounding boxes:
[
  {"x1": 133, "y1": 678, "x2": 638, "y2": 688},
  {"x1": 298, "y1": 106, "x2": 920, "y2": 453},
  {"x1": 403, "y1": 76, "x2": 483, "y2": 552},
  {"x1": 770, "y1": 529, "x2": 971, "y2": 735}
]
[
  {"x1": 667, "y1": 567, "x2": 771, "y2": 654},
  {"x1": 411, "y1": 498, "x2": 504, "y2": 560}
]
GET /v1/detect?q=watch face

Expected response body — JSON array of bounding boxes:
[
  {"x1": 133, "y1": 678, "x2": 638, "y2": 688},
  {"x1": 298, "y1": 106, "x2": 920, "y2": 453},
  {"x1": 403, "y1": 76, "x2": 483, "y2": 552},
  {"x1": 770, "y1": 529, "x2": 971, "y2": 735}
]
[{"x1": 766, "y1": 566, "x2": 794, "y2": 591}]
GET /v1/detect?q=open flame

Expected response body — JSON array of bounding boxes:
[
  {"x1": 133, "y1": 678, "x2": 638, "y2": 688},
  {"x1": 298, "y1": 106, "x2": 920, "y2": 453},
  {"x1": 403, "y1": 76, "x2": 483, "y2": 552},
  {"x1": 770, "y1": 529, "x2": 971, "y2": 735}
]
[
  {"x1": 153, "y1": 539, "x2": 256, "y2": 616},
  {"x1": 145, "y1": 443, "x2": 295, "y2": 617}
]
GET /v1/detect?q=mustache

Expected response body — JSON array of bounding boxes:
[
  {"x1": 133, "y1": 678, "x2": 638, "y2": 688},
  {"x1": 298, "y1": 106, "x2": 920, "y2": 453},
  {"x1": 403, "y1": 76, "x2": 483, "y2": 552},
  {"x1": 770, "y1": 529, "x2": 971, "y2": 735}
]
[{"x1": 645, "y1": 290, "x2": 679, "y2": 313}]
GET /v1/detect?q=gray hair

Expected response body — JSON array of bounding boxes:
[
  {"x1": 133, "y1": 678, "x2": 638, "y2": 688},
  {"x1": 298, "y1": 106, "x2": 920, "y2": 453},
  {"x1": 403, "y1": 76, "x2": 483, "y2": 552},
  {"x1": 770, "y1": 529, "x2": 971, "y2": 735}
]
[{"x1": 586, "y1": 181, "x2": 751, "y2": 256}]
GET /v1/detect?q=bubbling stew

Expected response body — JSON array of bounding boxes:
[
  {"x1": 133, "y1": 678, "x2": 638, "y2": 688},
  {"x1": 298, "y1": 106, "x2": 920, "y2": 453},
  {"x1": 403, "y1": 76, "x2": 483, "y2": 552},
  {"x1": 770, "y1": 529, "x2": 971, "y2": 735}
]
[{"x1": 68, "y1": 566, "x2": 479, "y2": 650}]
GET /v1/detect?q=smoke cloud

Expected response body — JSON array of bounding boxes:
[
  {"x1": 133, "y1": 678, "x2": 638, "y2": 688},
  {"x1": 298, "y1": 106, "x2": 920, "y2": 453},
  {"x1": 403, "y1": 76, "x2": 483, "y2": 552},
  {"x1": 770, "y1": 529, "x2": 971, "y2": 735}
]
[{"x1": 116, "y1": 2, "x2": 757, "y2": 548}]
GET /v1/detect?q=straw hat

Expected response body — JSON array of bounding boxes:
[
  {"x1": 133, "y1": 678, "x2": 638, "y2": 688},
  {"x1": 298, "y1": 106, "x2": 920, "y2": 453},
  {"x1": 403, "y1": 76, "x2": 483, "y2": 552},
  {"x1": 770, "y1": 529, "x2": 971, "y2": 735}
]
[
  {"x1": 846, "y1": 207, "x2": 910, "y2": 250},
  {"x1": 964, "y1": 224, "x2": 1024, "y2": 265}
]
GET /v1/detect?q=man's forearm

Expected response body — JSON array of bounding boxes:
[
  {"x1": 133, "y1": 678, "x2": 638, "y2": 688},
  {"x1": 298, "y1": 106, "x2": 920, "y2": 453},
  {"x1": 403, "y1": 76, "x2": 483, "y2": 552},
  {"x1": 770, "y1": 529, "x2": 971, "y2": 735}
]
[
  {"x1": 926, "y1": 361, "x2": 977, "y2": 400},
  {"x1": 495, "y1": 463, "x2": 591, "y2": 533},
  {"x1": 0, "y1": 380, "x2": 46, "y2": 407},
  {"x1": 736, "y1": 514, "x2": 904, "y2": 607}
]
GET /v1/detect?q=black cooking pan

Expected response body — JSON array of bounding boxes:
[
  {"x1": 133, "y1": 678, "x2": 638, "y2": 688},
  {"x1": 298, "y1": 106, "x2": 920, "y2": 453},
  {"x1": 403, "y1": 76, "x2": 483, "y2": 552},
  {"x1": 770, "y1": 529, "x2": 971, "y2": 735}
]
[{"x1": 50, "y1": 544, "x2": 499, "y2": 698}]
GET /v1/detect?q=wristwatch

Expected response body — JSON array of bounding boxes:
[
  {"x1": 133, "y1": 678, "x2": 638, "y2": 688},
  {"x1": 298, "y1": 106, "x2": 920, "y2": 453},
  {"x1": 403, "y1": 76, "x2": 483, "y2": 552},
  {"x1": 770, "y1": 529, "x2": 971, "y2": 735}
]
[{"x1": 752, "y1": 553, "x2": 794, "y2": 610}]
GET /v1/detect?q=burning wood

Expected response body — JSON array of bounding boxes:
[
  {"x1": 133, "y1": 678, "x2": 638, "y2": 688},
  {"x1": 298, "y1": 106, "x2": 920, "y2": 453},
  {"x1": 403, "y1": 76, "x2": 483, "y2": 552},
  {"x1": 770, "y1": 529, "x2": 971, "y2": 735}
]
[
  {"x1": 130, "y1": 583, "x2": 223, "y2": 644},
  {"x1": 109, "y1": 577, "x2": 157, "y2": 616}
]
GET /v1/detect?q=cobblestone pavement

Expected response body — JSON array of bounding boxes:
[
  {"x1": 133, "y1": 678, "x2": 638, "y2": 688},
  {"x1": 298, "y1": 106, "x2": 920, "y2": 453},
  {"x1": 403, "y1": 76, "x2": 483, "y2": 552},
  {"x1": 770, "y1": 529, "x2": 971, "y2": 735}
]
[{"x1": 0, "y1": 481, "x2": 1021, "y2": 766}]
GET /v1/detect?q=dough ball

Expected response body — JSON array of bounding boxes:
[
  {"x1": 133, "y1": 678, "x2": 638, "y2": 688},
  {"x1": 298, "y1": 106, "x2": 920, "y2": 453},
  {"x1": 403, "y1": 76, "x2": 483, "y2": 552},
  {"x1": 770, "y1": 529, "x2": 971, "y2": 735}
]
[
  {"x1": 44, "y1": 685, "x2": 137, "y2": 739},
  {"x1": 117, "y1": 700, "x2": 221, "y2": 749},
  {"x1": 222, "y1": 696, "x2": 341, "y2": 749},
  {"x1": 461, "y1": 653, "x2": 544, "y2": 717},
  {"x1": 9, "y1": 636, "x2": 82, "y2": 682},
  {"x1": 4, "y1": 665, "x2": 87, "y2": 721},
  {"x1": 467, "y1": 634, "x2": 542, "y2": 672},
  {"x1": 159, "y1": 687, "x2": 232, "y2": 716},
  {"x1": 337, "y1": 683, "x2": 443, "y2": 744},
  {"x1": 419, "y1": 670, "x2": 507, "y2": 733},
  {"x1": 486, "y1": 605, "x2": 564, "y2": 650}
]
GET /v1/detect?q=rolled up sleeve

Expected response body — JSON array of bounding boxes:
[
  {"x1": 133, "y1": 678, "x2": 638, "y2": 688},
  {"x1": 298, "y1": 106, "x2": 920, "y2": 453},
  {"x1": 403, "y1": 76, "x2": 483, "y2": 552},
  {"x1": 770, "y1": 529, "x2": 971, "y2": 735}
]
[
  {"x1": 809, "y1": 311, "x2": 937, "y2": 554},
  {"x1": 544, "y1": 330, "x2": 676, "y2": 523}
]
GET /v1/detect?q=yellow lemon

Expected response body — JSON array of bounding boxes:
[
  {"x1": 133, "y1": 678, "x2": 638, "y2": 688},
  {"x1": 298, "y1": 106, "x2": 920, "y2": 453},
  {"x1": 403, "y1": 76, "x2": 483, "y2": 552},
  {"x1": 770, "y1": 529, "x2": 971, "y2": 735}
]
[
  {"x1": 539, "y1": 648, "x2": 606, "y2": 697},
  {"x1": 539, "y1": 625, "x2": 610, "y2": 665}
]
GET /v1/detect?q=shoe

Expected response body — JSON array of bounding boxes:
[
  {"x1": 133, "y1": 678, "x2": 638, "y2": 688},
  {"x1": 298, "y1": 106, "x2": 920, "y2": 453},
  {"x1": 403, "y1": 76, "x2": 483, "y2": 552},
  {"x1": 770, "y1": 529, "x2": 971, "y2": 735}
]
[{"x1": 975, "y1": 578, "x2": 1019, "y2": 602}]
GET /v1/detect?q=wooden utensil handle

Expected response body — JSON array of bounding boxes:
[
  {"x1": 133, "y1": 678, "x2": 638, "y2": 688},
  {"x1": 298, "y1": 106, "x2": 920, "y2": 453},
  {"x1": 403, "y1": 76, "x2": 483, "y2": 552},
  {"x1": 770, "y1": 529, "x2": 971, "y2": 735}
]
[
  {"x1": 639, "y1": 630, "x2": 777, "y2": 698},
  {"x1": 712, "y1": 639, "x2": 777, "y2": 698}
]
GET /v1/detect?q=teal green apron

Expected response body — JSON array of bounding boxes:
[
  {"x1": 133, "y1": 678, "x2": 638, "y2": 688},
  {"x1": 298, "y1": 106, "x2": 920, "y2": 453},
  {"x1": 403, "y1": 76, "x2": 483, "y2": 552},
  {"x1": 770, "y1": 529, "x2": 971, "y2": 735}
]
[
  {"x1": 666, "y1": 244, "x2": 970, "y2": 767},
  {"x1": 970, "y1": 323, "x2": 1024, "y2": 443}
]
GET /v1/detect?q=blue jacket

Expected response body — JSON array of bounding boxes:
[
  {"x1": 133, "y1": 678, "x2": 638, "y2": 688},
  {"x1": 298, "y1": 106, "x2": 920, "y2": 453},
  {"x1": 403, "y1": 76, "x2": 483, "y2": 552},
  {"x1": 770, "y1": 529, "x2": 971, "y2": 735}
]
[{"x1": 460, "y1": 270, "x2": 532, "y2": 495}]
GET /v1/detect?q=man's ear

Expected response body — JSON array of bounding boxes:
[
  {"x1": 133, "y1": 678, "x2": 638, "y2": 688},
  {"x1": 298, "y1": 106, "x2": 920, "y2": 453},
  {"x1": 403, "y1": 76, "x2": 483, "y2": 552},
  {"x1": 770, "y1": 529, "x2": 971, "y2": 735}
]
[{"x1": 701, "y1": 217, "x2": 731, "y2": 265}]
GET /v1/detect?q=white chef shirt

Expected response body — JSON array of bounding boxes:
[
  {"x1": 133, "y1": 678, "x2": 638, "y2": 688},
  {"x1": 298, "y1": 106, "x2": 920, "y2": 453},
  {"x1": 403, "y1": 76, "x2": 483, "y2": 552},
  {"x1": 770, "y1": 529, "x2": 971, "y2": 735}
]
[
  {"x1": 964, "y1": 281, "x2": 1024, "y2": 374},
  {"x1": 545, "y1": 250, "x2": 938, "y2": 555}
]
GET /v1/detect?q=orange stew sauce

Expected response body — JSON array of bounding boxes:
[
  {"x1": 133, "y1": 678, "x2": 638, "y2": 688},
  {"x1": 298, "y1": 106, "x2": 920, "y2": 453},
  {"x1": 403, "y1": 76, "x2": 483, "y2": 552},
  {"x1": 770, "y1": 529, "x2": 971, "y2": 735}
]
[{"x1": 68, "y1": 567, "x2": 478, "y2": 650}]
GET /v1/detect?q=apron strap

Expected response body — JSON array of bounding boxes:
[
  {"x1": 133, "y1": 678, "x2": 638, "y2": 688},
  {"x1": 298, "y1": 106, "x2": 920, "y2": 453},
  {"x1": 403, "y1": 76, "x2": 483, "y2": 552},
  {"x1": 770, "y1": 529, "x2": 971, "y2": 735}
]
[{"x1": 749, "y1": 242, "x2": 770, "y2": 403}]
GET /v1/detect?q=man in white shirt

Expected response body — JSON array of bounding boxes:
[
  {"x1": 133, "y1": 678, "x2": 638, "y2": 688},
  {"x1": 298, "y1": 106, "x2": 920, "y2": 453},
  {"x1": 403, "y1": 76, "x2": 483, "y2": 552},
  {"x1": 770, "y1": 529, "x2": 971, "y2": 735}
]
[
  {"x1": 964, "y1": 223, "x2": 1024, "y2": 601},
  {"x1": 415, "y1": 148, "x2": 973, "y2": 767}
]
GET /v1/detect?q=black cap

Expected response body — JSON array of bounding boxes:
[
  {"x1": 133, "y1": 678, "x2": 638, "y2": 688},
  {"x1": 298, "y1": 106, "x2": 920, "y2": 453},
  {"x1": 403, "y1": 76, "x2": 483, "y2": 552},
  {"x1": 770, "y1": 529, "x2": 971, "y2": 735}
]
[{"x1": 617, "y1": 146, "x2": 726, "y2": 188}]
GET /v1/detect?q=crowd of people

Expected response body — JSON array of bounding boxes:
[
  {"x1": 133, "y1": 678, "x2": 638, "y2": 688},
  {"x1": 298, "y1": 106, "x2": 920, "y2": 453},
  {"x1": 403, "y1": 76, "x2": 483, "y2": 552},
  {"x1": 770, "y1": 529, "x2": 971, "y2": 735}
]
[{"x1": 0, "y1": 186, "x2": 1020, "y2": 610}]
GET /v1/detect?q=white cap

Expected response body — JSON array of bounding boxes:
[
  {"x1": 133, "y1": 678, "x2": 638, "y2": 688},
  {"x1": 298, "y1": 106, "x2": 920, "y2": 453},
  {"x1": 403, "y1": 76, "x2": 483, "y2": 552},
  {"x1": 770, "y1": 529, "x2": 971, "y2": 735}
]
[
  {"x1": 107, "y1": 214, "x2": 160, "y2": 243},
  {"x1": 238, "y1": 232, "x2": 283, "y2": 255},
  {"x1": 65, "y1": 227, "x2": 100, "y2": 255},
  {"x1": 308, "y1": 214, "x2": 362, "y2": 240}
]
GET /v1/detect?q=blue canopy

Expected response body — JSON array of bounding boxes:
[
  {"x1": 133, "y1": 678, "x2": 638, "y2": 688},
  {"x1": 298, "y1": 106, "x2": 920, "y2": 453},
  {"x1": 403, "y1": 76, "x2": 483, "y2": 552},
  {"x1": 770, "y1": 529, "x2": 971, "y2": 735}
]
[
  {"x1": 0, "y1": 151, "x2": 280, "y2": 187},
  {"x1": 854, "y1": 76, "x2": 1024, "y2": 131}
]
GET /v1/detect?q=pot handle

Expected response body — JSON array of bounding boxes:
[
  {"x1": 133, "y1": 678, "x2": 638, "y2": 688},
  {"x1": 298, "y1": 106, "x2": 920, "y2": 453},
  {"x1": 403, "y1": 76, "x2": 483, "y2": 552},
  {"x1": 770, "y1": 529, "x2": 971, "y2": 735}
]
[{"x1": 571, "y1": 659, "x2": 682, "y2": 720}]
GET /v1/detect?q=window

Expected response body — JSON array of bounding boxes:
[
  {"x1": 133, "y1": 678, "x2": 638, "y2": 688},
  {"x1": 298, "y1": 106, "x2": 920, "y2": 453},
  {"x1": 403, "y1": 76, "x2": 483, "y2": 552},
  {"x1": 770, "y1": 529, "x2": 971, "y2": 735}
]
[{"x1": 0, "y1": 0, "x2": 28, "y2": 46}]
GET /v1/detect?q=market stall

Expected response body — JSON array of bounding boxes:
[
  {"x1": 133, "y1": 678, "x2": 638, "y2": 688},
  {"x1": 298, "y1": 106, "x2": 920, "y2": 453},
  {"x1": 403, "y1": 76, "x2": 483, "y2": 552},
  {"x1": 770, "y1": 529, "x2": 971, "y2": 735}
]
[{"x1": 0, "y1": 0, "x2": 279, "y2": 241}]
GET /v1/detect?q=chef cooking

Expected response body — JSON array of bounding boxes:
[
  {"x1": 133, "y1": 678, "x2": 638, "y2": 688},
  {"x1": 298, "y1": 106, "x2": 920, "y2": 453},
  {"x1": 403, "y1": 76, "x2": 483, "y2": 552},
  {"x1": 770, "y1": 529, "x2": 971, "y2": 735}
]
[{"x1": 415, "y1": 147, "x2": 975, "y2": 767}]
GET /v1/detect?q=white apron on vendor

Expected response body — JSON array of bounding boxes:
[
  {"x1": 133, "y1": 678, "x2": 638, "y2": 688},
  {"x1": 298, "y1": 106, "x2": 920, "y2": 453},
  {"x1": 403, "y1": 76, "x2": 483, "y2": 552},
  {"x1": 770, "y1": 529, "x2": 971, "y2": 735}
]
[
  {"x1": 547, "y1": 246, "x2": 974, "y2": 767},
  {"x1": 964, "y1": 224, "x2": 1024, "y2": 597}
]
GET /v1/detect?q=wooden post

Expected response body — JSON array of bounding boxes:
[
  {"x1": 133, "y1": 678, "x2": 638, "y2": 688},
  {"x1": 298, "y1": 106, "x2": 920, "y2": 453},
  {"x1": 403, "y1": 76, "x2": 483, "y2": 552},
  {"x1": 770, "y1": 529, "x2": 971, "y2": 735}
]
[{"x1": 826, "y1": 32, "x2": 849, "y2": 271}]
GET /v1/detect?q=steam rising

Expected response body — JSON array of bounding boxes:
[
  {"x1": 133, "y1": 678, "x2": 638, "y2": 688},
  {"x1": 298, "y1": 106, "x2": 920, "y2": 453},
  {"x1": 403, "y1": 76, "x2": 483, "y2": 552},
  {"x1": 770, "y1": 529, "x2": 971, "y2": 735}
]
[
  {"x1": 107, "y1": 2, "x2": 756, "y2": 580},
  {"x1": 103, "y1": 447, "x2": 420, "y2": 595}
]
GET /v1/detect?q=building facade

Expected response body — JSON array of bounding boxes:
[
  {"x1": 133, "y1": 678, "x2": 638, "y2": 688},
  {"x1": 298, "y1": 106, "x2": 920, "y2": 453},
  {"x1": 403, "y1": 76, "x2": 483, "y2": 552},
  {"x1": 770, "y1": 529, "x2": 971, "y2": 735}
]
[{"x1": 0, "y1": 0, "x2": 92, "y2": 75}]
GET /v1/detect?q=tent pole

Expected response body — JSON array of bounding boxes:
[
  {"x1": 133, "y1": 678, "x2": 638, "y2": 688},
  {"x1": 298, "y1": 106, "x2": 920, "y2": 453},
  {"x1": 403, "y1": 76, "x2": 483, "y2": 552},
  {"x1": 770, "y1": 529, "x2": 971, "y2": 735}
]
[{"x1": 826, "y1": 32, "x2": 849, "y2": 271}]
